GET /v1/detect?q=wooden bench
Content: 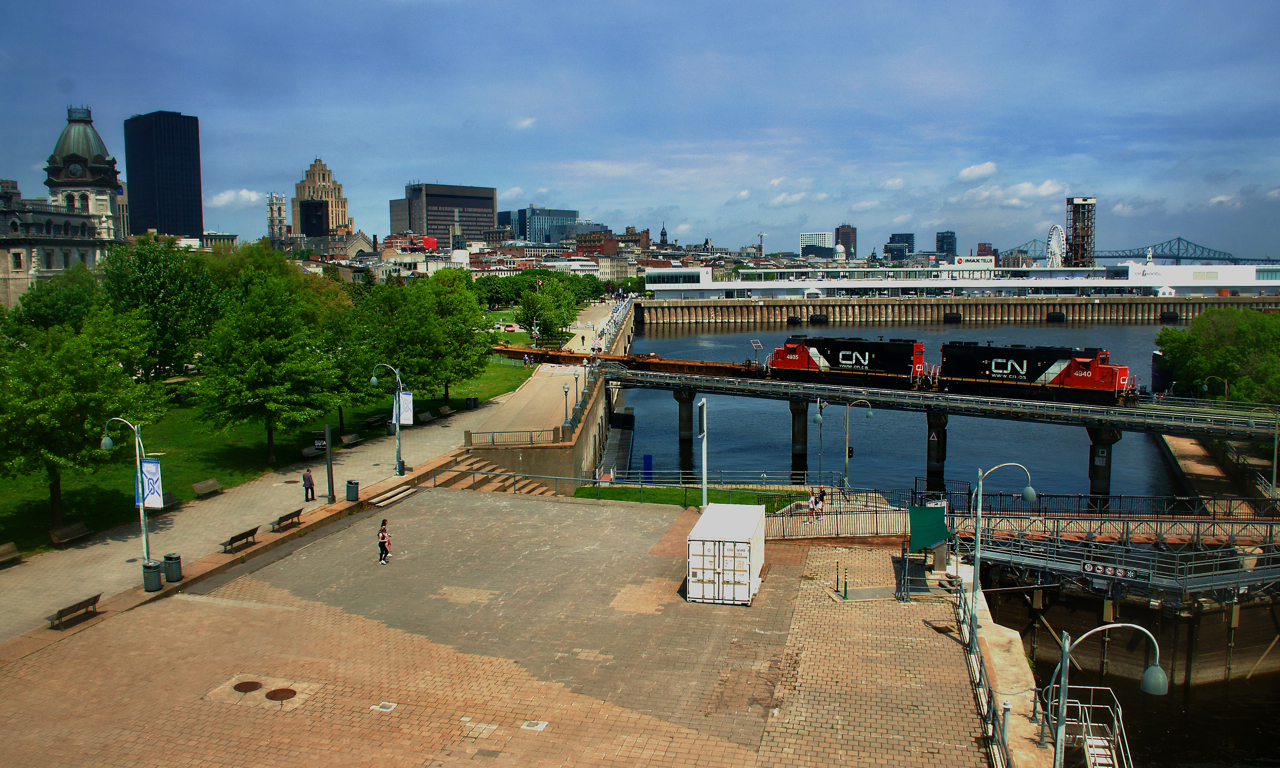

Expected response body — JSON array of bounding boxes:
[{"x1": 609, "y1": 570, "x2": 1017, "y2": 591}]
[
  {"x1": 340, "y1": 433, "x2": 364, "y2": 448},
  {"x1": 301, "y1": 445, "x2": 324, "y2": 458},
  {"x1": 437, "y1": 405, "x2": 456, "y2": 417},
  {"x1": 360, "y1": 415, "x2": 385, "y2": 429},
  {"x1": 193, "y1": 478, "x2": 222, "y2": 497},
  {"x1": 220, "y1": 526, "x2": 259, "y2": 554},
  {"x1": 0, "y1": 542, "x2": 21, "y2": 566},
  {"x1": 49, "y1": 521, "x2": 90, "y2": 545},
  {"x1": 160, "y1": 492, "x2": 181, "y2": 511},
  {"x1": 49, "y1": 593, "x2": 101, "y2": 630},
  {"x1": 415, "y1": 411, "x2": 435, "y2": 425},
  {"x1": 270, "y1": 509, "x2": 303, "y2": 533}
]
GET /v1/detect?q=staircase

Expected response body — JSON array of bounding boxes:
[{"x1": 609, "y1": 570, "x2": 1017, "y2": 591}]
[{"x1": 423, "y1": 453, "x2": 557, "y2": 497}]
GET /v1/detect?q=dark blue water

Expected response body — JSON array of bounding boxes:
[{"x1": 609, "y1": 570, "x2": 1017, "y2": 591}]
[{"x1": 622, "y1": 321, "x2": 1178, "y2": 496}]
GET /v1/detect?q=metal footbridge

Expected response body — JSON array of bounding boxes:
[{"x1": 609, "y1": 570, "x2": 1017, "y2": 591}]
[{"x1": 599, "y1": 364, "x2": 1277, "y2": 442}]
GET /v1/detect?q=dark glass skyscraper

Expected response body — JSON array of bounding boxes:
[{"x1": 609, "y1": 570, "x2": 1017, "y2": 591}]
[
  {"x1": 123, "y1": 111, "x2": 203, "y2": 237},
  {"x1": 936, "y1": 230, "x2": 957, "y2": 256}
]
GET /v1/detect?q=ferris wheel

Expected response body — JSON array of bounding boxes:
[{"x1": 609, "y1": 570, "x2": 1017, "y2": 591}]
[{"x1": 1046, "y1": 225, "x2": 1066, "y2": 268}]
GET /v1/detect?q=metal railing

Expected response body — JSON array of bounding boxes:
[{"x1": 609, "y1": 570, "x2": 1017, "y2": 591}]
[
  {"x1": 607, "y1": 468, "x2": 844, "y2": 488},
  {"x1": 1038, "y1": 685, "x2": 1133, "y2": 768},
  {"x1": 951, "y1": 573, "x2": 1014, "y2": 768},
  {"x1": 598, "y1": 365, "x2": 1279, "y2": 442},
  {"x1": 973, "y1": 490, "x2": 1278, "y2": 519},
  {"x1": 468, "y1": 429, "x2": 558, "y2": 446}
]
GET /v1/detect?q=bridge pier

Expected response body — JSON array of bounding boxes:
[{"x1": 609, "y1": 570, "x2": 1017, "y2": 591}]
[
  {"x1": 790, "y1": 400, "x2": 809, "y2": 484},
  {"x1": 674, "y1": 390, "x2": 696, "y2": 441},
  {"x1": 926, "y1": 410, "x2": 948, "y2": 492},
  {"x1": 1087, "y1": 427, "x2": 1123, "y2": 508}
]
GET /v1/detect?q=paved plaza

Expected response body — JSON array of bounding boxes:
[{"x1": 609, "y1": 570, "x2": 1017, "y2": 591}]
[{"x1": 0, "y1": 489, "x2": 987, "y2": 767}]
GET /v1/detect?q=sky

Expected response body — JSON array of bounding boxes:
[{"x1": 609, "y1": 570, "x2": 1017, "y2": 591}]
[{"x1": 3, "y1": 0, "x2": 1279, "y2": 258}]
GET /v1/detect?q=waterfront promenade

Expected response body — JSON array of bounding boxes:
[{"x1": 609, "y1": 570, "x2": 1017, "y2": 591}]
[{"x1": 0, "y1": 489, "x2": 990, "y2": 767}]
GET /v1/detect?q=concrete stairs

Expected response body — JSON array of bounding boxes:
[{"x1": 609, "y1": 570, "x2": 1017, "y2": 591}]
[{"x1": 424, "y1": 453, "x2": 556, "y2": 497}]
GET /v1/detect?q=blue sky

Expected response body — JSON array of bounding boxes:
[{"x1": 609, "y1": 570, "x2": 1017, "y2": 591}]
[{"x1": 3, "y1": 1, "x2": 1278, "y2": 257}]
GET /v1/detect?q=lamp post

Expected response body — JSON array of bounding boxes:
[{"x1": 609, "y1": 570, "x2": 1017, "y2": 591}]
[
  {"x1": 1248, "y1": 407, "x2": 1279, "y2": 499},
  {"x1": 1202, "y1": 375, "x2": 1228, "y2": 401},
  {"x1": 99, "y1": 417, "x2": 150, "y2": 562},
  {"x1": 370, "y1": 364, "x2": 405, "y2": 476},
  {"x1": 971, "y1": 463, "x2": 1036, "y2": 649},
  {"x1": 1047, "y1": 623, "x2": 1167, "y2": 768},
  {"x1": 843, "y1": 399, "x2": 873, "y2": 488},
  {"x1": 574, "y1": 370, "x2": 580, "y2": 409},
  {"x1": 812, "y1": 399, "x2": 826, "y2": 484},
  {"x1": 563, "y1": 382, "x2": 570, "y2": 423}
]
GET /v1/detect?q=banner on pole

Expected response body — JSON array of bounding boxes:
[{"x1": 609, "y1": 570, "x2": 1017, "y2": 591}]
[
  {"x1": 395, "y1": 391, "x2": 414, "y2": 425},
  {"x1": 135, "y1": 458, "x2": 165, "y2": 509}
]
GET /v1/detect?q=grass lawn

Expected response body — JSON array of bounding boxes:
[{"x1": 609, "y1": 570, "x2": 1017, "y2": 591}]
[
  {"x1": 0, "y1": 359, "x2": 533, "y2": 555},
  {"x1": 572, "y1": 485, "x2": 805, "y2": 513}
]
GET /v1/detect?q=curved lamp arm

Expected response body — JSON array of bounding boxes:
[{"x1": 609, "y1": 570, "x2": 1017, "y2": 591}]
[{"x1": 370, "y1": 363, "x2": 403, "y2": 389}]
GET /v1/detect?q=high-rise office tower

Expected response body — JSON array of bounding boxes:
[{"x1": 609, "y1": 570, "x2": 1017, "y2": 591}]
[
  {"x1": 799, "y1": 232, "x2": 833, "y2": 252},
  {"x1": 498, "y1": 206, "x2": 579, "y2": 243},
  {"x1": 935, "y1": 230, "x2": 957, "y2": 257},
  {"x1": 390, "y1": 184, "x2": 496, "y2": 243},
  {"x1": 123, "y1": 110, "x2": 204, "y2": 237},
  {"x1": 834, "y1": 224, "x2": 856, "y2": 256},
  {"x1": 888, "y1": 233, "x2": 915, "y2": 253},
  {"x1": 1066, "y1": 197, "x2": 1096, "y2": 267},
  {"x1": 292, "y1": 159, "x2": 353, "y2": 236}
]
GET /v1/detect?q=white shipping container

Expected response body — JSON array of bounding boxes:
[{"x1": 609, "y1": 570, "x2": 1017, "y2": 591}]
[{"x1": 686, "y1": 504, "x2": 766, "y2": 605}]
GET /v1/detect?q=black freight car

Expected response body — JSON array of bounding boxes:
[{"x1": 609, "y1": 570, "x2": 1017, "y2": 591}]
[{"x1": 769, "y1": 336, "x2": 924, "y2": 387}]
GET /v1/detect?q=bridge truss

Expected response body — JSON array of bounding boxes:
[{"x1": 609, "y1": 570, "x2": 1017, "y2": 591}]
[{"x1": 1003, "y1": 236, "x2": 1278, "y2": 265}]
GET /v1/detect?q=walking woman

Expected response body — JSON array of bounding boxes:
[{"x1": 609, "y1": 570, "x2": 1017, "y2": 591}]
[{"x1": 378, "y1": 519, "x2": 390, "y2": 564}]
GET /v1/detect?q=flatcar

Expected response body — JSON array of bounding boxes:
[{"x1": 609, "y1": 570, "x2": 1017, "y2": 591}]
[
  {"x1": 767, "y1": 335, "x2": 924, "y2": 388},
  {"x1": 939, "y1": 342, "x2": 1134, "y2": 405}
]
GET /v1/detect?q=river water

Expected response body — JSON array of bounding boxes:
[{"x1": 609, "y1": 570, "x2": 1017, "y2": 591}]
[{"x1": 622, "y1": 320, "x2": 1178, "y2": 496}]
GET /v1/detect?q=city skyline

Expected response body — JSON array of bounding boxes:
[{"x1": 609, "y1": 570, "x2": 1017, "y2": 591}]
[{"x1": 2, "y1": 1, "x2": 1278, "y2": 257}]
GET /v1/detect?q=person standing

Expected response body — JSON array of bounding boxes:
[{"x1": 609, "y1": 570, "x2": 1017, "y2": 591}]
[
  {"x1": 302, "y1": 469, "x2": 316, "y2": 502},
  {"x1": 816, "y1": 485, "x2": 826, "y2": 521},
  {"x1": 378, "y1": 520, "x2": 390, "y2": 564},
  {"x1": 806, "y1": 490, "x2": 816, "y2": 525}
]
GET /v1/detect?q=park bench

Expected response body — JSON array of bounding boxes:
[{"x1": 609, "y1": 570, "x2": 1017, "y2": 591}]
[
  {"x1": 160, "y1": 492, "x2": 181, "y2": 511},
  {"x1": 0, "y1": 542, "x2": 21, "y2": 566},
  {"x1": 360, "y1": 415, "x2": 385, "y2": 429},
  {"x1": 220, "y1": 525, "x2": 259, "y2": 554},
  {"x1": 301, "y1": 445, "x2": 324, "y2": 458},
  {"x1": 340, "y1": 433, "x2": 364, "y2": 448},
  {"x1": 49, "y1": 593, "x2": 101, "y2": 630},
  {"x1": 193, "y1": 478, "x2": 222, "y2": 497},
  {"x1": 49, "y1": 521, "x2": 90, "y2": 545},
  {"x1": 437, "y1": 405, "x2": 456, "y2": 417},
  {"x1": 415, "y1": 411, "x2": 435, "y2": 425},
  {"x1": 270, "y1": 509, "x2": 303, "y2": 533}
]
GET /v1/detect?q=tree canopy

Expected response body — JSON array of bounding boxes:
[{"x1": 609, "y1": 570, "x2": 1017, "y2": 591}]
[{"x1": 1155, "y1": 308, "x2": 1280, "y2": 403}]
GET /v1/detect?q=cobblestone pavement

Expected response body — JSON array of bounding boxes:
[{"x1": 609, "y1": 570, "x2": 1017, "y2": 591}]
[
  {"x1": 0, "y1": 491, "x2": 988, "y2": 766},
  {"x1": 0, "y1": 402, "x2": 502, "y2": 642},
  {"x1": 758, "y1": 546, "x2": 987, "y2": 767}
]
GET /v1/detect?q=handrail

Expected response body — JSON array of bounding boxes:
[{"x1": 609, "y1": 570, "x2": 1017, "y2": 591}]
[{"x1": 951, "y1": 572, "x2": 1014, "y2": 768}]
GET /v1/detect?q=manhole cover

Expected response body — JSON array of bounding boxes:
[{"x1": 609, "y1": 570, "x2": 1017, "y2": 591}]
[
  {"x1": 265, "y1": 688, "x2": 297, "y2": 701},
  {"x1": 233, "y1": 681, "x2": 263, "y2": 693}
]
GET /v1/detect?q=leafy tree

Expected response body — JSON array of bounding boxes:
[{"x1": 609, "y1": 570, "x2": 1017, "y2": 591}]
[
  {"x1": 424, "y1": 268, "x2": 496, "y2": 400},
  {"x1": 360, "y1": 281, "x2": 441, "y2": 393},
  {"x1": 0, "y1": 307, "x2": 164, "y2": 527},
  {"x1": 196, "y1": 272, "x2": 339, "y2": 463},
  {"x1": 7, "y1": 263, "x2": 102, "y2": 334},
  {"x1": 316, "y1": 288, "x2": 378, "y2": 436},
  {"x1": 102, "y1": 237, "x2": 222, "y2": 381},
  {"x1": 1156, "y1": 308, "x2": 1280, "y2": 402},
  {"x1": 204, "y1": 239, "x2": 300, "y2": 292}
]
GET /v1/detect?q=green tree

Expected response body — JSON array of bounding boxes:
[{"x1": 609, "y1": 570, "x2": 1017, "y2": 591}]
[
  {"x1": 1156, "y1": 308, "x2": 1280, "y2": 402},
  {"x1": 7, "y1": 263, "x2": 102, "y2": 334},
  {"x1": 196, "y1": 272, "x2": 340, "y2": 463},
  {"x1": 424, "y1": 268, "x2": 496, "y2": 400},
  {"x1": 0, "y1": 308, "x2": 164, "y2": 527},
  {"x1": 316, "y1": 290, "x2": 378, "y2": 436},
  {"x1": 102, "y1": 237, "x2": 222, "y2": 381}
]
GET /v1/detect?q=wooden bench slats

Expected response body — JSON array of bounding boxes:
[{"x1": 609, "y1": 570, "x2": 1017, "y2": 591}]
[
  {"x1": 50, "y1": 593, "x2": 101, "y2": 630},
  {"x1": 301, "y1": 446, "x2": 324, "y2": 458},
  {"x1": 437, "y1": 406, "x2": 456, "y2": 417},
  {"x1": 415, "y1": 411, "x2": 435, "y2": 424},
  {"x1": 270, "y1": 509, "x2": 304, "y2": 532},
  {"x1": 340, "y1": 433, "x2": 364, "y2": 448},
  {"x1": 221, "y1": 526, "x2": 259, "y2": 553},
  {"x1": 0, "y1": 542, "x2": 20, "y2": 565},
  {"x1": 193, "y1": 478, "x2": 222, "y2": 496},
  {"x1": 49, "y1": 521, "x2": 90, "y2": 545}
]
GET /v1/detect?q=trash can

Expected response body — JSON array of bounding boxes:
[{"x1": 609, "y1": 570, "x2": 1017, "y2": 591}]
[
  {"x1": 465, "y1": 397, "x2": 479, "y2": 410},
  {"x1": 142, "y1": 561, "x2": 163, "y2": 592},
  {"x1": 386, "y1": 421, "x2": 396, "y2": 436},
  {"x1": 346, "y1": 480, "x2": 359, "y2": 502},
  {"x1": 163, "y1": 553, "x2": 182, "y2": 583}
]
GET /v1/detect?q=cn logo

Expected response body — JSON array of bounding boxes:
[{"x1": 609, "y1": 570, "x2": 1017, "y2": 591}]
[
  {"x1": 839, "y1": 351, "x2": 869, "y2": 366},
  {"x1": 991, "y1": 359, "x2": 1027, "y2": 375}
]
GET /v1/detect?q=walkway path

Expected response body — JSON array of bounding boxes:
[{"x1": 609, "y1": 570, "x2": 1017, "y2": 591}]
[
  {"x1": 1163, "y1": 435, "x2": 1247, "y2": 498},
  {"x1": 0, "y1": 401, "x2": 505, "y2": 642}
]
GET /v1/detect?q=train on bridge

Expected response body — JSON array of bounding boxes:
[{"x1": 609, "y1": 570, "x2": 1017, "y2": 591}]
[{"x1": 498, "y1": 334, "x2": 1138, "y2": 406}]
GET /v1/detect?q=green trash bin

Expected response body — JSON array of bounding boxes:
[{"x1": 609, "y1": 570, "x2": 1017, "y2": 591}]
[
  {"x1": 142, "y1": 561, "x2": 163, "y2": 592},
  {"x1": 346, "y1": 480, "x2": 359, "y2": 502},
  {"x1": 163, "y1": 553, "x2": 182, "y2": 583}
]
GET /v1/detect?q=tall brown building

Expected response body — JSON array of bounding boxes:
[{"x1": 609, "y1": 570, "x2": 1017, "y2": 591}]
[
  {"x1": 834, "y1": 224, "x2": 856, "y2": 257},
  {"x1": 292, "y1": 159, "x2": 353, "y2": 236}
]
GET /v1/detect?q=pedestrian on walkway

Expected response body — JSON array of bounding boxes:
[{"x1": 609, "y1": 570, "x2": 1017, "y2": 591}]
[
  {"x1": 523, "y1": 354, "x2": 529, "y2": 369},
  {"x1": 378, "y1": 520, "x2": 390, "y2": 564},
  {"x1": 806, "y1": 490, "x2": 816, "y2": 525},
  {"x1": 816, "y1": 485, "x2": 826, "y2": 521},
  {"x1": 302, "y1": 469, "x2": 316, "y2": 502}
]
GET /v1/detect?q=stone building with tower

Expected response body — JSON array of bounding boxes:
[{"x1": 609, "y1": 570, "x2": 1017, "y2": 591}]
[
  {"x1": 291, "y1": 159, "x2": 353, "y2": 237},
  {"x1": 0, "y1": 108, "x2": 127, "y2": 308}
]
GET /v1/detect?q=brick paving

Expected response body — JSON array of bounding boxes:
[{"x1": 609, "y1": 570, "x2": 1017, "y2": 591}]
[{"x1": 0, "y1": 491, "x2": 989, "y2": 767}]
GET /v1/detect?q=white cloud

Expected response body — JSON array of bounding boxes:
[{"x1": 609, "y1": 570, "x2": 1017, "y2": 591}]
[
  {"x1": 207, "y1": 189, "x2": 264, "y2": 208},
  {"x1": 883, "y1": 178, "x2": 905, "y2": 190},
  {"x1": 947, "y1": 180, "x2": 1065, "y2": 210},
  {"x1": 1209, "y1": 194, "x2": 1240, "y2": 208},
  {"x1": 892, "y1": 214, "x2": 912, "y2": 224},
  {"x1": 515, "y1": 117, "x2": 536, "y2": 129},
  {"x1": 850, "y1": 200, "x2": 880, "y2": 211},
  {"x1": 812, "y1": 192, "x2": 829, "y2": 201},
  {"x1": 499, "y1": 186, "x2": 523, "y2": 200},
  {"x1": 1007, "y1": 180, "x2": 1066, "y2": 198},
  {"x1": 958, "y1": 162, "x2": 997, "y2": 181},
  {"x1": 535, "y1": 187, "x2": 548, "y2": 194},
  {"x1": 768, "y1": 177, "x2": 785, "y2": 186},
  {"x1": 675, "y1": 223, "x2": 692, "y2": 234},
  {"x1": 1268, "y1": 188, "x2": 1280, "y2": 199},
  {"x1": 768, "y1": 192, "x2": 807, "y2": 207},
  {"x1": 735, "y1": 189, "x2": 750, "y2": 200}
]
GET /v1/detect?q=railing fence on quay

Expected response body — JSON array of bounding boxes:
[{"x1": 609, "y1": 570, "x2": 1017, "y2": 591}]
[
  {"x1": 950, "y1": 573, "x2": 1014, "y2": 768},
  {"x1": 467, "y1": 429, "x2": 559, "y2": 446}
]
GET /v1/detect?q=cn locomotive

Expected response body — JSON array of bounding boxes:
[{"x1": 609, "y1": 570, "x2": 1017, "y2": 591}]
[{"x1": 767, "y1": 335, "x2": 1135, "y2": 406}]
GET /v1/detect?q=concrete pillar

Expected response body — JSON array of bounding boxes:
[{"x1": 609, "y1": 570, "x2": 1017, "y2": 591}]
[
  {"x1": 789, "y1": 400, "x2": 809, "y2": 456},
  {"x1": 926, "y1": 410, "x2": 948, "y2": 492},
  {"x1": 674, "y1": 390, "x2": 696, "y2": 441},
  {"x1": 1087, "y1": 427, "x2": 1123, "y2": 508}
]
